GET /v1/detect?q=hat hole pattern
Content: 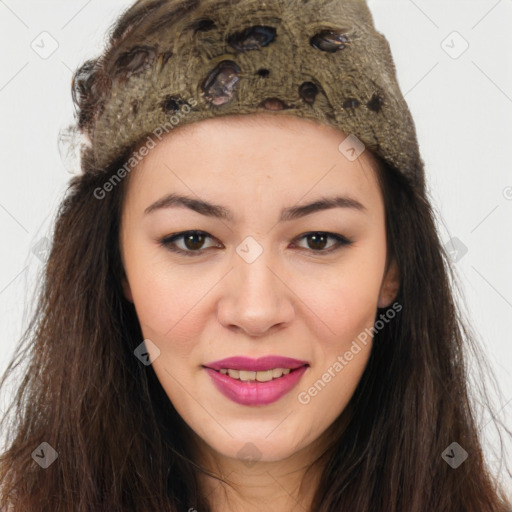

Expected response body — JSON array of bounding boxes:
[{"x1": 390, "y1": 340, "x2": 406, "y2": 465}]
[
  {"x1": 367, "y1": 93, "x2": 383, "y2": 112},
  {"x1": 114, "y1": 45, "x2": 156, "y2": 81},
  {"x1": 343, "y1": 98, "x2": 360, "y2": 109},
  {"x1": 201, "y1": 60, "x2": 241, "y2": 106},
  {"x1": 258, "y1": 98, "x2": 289, "y2": 110},
  {"x1": 190, "y1": 18, "x2": 216, "y2": 33},
  {"x1": 200, "y1": 24, "x2": 280, "y2": 106},
  {"x1": 161, "y1": 95, "x2": 186, "y2": 113},
  {"x1": 256, "y1": 68, "x2": 270, "y2": 77},
  {"x1": 310, "y1": 29, "x2": 349, "y2": 52},
  {"x1": 157, "y1": 50, "x2": 174, "y2": 71},
  {"x1": 226, "y1": 25, "x2": 277, "y2": 52},
  {"x1": 201, "y1": 24, "x2": 349, "y2": 109},
  {"x1": 299, "y1": 81, "x2": 318, "y2": 104}
]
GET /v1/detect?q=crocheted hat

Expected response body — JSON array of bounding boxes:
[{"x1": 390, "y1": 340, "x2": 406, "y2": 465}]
[{"x1": 74, "y1": 0, "x2": 425, "y2": 192}]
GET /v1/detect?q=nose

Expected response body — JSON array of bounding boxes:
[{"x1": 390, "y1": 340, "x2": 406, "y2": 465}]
[{"x1": 216, "y1": 249, "x2": 295, "y2": 337}]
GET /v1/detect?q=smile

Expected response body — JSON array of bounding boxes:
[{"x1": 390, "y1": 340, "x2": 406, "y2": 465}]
[
  {"x1": 218, "y1": 367, "x2": 292, "y2": 381},
  {"x1": 203, "y1": 364, "x2": 309, "y2": 406}
]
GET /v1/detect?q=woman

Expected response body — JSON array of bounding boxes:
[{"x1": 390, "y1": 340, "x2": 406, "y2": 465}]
[{"x1": 0, "y1": 0, "x2": 510, "y2": 510}]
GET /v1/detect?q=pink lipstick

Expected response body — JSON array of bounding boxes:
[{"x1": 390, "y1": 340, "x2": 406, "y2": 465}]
[{"x1": 202, "y1": 356, "x2": 309, "y2": 406}]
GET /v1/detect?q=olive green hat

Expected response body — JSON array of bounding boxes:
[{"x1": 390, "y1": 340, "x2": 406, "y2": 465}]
[{"x1": 74, "y1": 0, "x2": 425, "y2": 192}]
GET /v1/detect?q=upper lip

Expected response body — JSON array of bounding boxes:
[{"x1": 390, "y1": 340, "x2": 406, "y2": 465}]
[{"x1": 203, "y1": 356, "x2": 310, "y2": 372}]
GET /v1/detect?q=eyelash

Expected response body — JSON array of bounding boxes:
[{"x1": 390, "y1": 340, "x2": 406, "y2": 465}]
[{"x1": 159, "y1": 230, "x2": 353, "y2": 257}]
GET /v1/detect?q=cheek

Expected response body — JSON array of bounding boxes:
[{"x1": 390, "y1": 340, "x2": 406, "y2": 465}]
[
  {"x1": 293, "y1": 275, "x2": 379, "y2": 430},
  {"x1": 300, "y1": 246, "x2": 386, "y2": 349},
  {"x1": 332, "y1": 262, "x2": 383, "y2": 339},
  {"x1": 293, "y1": 241, "x2": 385, "y2": 410},
  {"x1": 299, "y1": 269, "x2": 379, "y2": 400},
  {"x1": 122, "y1": 240, "x2": 209, "y2": 353}
]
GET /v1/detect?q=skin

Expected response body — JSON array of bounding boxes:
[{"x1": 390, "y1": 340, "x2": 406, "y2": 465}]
[{"x1": 120, "y1": 113, "x2": 399, "y2": 512}]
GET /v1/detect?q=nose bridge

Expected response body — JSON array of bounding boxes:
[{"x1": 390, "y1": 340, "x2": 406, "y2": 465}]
[
  {"x1": 237, "y1": 247, "x2": 278, "y2": 302},
  {"x1": 217, "y1": 238, "x2": 295, "y2": 336}
]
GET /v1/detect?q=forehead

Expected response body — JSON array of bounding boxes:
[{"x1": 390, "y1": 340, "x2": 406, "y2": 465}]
[
  {"x1": 124, "y1": 113, "x2": 382, "y2": 212},
  {"x1": 143, "y1": 112, "x2": 377, "y2": 165}
]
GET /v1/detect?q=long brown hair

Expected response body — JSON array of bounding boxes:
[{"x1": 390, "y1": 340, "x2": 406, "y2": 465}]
[{"x1": 1, "y1": 1, "x2": 511, "y2": 510}]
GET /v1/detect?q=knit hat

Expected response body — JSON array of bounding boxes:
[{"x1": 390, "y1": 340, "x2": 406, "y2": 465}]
[{"x1": 72, "y1": 0, "x2": 425, "y2": 192}]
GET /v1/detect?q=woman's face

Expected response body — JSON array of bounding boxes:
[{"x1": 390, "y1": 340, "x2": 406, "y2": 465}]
[{"x1": 120, "y1": 113, "x2": 399, "y2": 467}]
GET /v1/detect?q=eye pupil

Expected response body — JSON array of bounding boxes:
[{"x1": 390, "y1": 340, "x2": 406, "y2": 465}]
[
  {"x1": 307, "y1": 233, "x2": 328, "y2": 251},
  {"x1": 184, "y1": 232, "x2": 205, "y2": 250}
]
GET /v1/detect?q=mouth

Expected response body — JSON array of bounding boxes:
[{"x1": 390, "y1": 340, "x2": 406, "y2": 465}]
[
  {"x1": 204, "y1": 365, "x2": 309, "y2": 382},
  {"x1": 203, "y1": 355, "x2": 310, "y2": 373},
  {"x1": 201, "y1": 360, "x2": 310, "y2": 406}
]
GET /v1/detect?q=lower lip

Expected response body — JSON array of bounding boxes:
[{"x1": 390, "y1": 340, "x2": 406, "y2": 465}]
[{"x1": 203, "y1": 366, "x2": 309, "y2": 406}]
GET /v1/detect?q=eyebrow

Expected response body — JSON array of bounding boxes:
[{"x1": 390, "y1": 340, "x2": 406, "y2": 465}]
[{"x1": 144, "y1": 192, "x2": 366, "y2": 222}]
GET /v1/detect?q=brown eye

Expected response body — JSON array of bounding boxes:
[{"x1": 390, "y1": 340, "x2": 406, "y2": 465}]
[
  {"x1": 161, "y1": 231, "x2": 220, "y2": 256},
  {"x1": 294, "y1": 232, "x2": 353, "y2": 253},
  {"x1": 305, "y1": 233, "x2": 329, "y2": 250},
  {"x1": 182, "y1": 232, "x2": 207, "y2": 251}
]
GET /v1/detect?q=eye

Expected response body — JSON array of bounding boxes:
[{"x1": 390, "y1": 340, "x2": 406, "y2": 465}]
[
  {"x1": 292, "y1": 231, "x2": 353, "y2": 253},
  {"x1": 160, "y1": 230, "x2": 220, "y2": 256},
  {"x1": 159, "y1": 230, "x2": 353, "y2": 256}
]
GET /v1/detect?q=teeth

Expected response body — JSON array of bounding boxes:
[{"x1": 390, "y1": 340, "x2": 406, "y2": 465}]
[
  {"x1": 218, "y1": 368, "x2": 292, "y2": 381},
  {"x1": 273, "y1": 368, "x2": 291, "y2": 378}
]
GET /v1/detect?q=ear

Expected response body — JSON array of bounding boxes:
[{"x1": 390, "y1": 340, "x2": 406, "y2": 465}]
[
  {"x1": 378, "y1": 259, "x2": 400, "y2": 308},
  {"x1": 122, "y1": 274, "x2": 134, "y2": 303}
]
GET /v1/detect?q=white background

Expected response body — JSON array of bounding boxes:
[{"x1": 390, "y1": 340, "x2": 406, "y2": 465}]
[{"x1": 1, "y1": 0, "x2": 511, "y2": 496}]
